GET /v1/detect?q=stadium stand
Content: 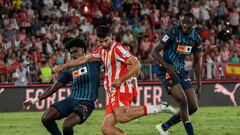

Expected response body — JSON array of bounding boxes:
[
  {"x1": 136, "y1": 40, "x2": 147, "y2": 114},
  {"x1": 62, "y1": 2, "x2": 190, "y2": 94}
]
[{"x1": 0, "y1": 0, "x2": 240, "y2": 84}]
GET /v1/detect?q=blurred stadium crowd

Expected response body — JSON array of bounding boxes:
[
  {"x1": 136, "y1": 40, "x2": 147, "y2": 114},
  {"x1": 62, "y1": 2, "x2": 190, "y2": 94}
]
[{"x1": 0, "y1": 0, "x2": 240, "y2": 85}]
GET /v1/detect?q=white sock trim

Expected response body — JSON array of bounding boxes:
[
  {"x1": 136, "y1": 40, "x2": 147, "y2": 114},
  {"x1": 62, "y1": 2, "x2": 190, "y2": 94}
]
[
  {"x1": 31, "y1": 97, "x2": 39, "y2": 104},
  {"x1": 146, "y1": 105, "x2": 162, "y2": 114}
]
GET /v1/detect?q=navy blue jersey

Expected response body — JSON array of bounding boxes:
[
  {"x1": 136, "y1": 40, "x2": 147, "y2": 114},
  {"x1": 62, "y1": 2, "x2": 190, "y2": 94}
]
[
  {"x1": 158, "y1": 25, "x2": 203, "y2": 73},
  {"x1": 58, "y1": 62, "x2": 101, "y2": 101}
]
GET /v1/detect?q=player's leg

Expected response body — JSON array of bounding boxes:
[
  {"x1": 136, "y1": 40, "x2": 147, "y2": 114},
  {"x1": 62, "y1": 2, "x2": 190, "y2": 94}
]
[
  {"x1": 113, "y1": 106, "x2": 144, "y2": 123},
  {"x1": 62, "y1": 100, "x2": 95, "y2": 135},
  {"x1": 159, "y1": 79, "x2": 195, "y2": 135},
  {"x1": 62, "y1": 113, "x2": 80, "y2": 135},
  {"x1": 160, "y1": 88, "x2": 197, "y2": 131},
  {"x1": 101, "y1": 113, "x2": 126, "y2": 135},
  {"x1": 157, "y1": 74, "x2": 194, "y2": 135},
  {"x1": 157, "y1": 90, "x2": 197, "y2": 135},
  {"x1": 101, "y1": 98, "x2": 128, "y2": 135},
  {"x1": 41, "y1": 107, "x2": 62, "y2": 135},
  {"x1": 159, "y1": 88, "x2": 197, "y2": 133},
  {"x1": 182, "y1": 75, "x2": 198, "y2": 115},
  {"x1": 112, "y1": 92, "x2": 175, "y2": 123},
  {"x1": 185, "y1": 88, "x2": 198, "y2": 114},
  {"x1": 169, "y1": 84, "x2": 194, "y2": 135},
  {"x1": 42, "y1": 98, "x2": 72, "y2": 135}
]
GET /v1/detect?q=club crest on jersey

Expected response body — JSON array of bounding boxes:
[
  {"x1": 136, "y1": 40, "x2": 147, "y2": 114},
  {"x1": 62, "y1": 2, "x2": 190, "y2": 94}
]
[
  {"x1": 177, "y1": 45, "x2": 192, "y2": 54},
  {"x1": 72, "y1": 66, "x2": 88, "y2": 79},
  {"x1": 162, "y1": 35, "x2": 169, "y2": 42}
]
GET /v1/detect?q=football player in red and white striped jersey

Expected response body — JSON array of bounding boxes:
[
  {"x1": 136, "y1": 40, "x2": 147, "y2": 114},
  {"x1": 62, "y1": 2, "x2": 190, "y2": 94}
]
[{"x1": 53, "y1": 25, "x2": 175, "y2": 135}]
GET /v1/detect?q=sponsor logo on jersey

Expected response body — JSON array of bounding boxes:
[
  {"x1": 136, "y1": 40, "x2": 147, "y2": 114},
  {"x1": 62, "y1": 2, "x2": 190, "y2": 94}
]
[
  {"x1": 177, "y1": 45, "x2": 192, "y2": 54},
  {"x1": 72, "y1": 66, "x2": 88, "y2": 79}
]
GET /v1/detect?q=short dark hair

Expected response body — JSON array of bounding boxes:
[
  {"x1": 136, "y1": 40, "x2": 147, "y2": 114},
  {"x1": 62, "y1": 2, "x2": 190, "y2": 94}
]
[
  {"x1": 181, "y1": 12, "x2": 195, "y2": 25},
  {"x1": 96, "y1": 25, "x2": 111, "y2": 38},
  {"x1": 64, "y1": 38, "x2": 87, "y2": 53}
]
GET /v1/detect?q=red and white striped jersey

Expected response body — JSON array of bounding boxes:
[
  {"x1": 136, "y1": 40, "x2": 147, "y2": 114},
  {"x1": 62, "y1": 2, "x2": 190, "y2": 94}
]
[{"x1": 91, "y1": 41, "x2": 134, "y2": 94}]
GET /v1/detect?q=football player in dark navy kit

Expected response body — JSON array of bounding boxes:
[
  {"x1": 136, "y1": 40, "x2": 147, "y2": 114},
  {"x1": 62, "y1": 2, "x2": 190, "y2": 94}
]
[
  {"x1": 23, "y1": 38, "x2": 101, "y2": 135},
  {"x1": 151, "y1": 12, "x2": 203, "y2": 135}
]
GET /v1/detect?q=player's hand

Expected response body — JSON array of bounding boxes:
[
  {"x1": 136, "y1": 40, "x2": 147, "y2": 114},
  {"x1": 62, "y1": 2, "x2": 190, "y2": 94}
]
[
  {"x1": 23, "y1": 100, "x2": 32, "y2": 111},
  {"x1": 112, "y1": 79, "x2": 123, "y2": 88},
  {"x1": 53, "y1": 64, "x2": 65, "y2": 73},
  {"x1": 195, "y1": 85, "x2": 202, "y2": 104}
]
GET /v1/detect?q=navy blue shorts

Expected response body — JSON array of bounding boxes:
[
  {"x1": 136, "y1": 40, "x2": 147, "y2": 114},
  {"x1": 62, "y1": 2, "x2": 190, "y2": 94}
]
[
  {"x1": 159, "y1": 71, "x2": 193, "y2": 94},
  {"x1": 51, "y1": 98, "x2": 95, "y2": 124}
]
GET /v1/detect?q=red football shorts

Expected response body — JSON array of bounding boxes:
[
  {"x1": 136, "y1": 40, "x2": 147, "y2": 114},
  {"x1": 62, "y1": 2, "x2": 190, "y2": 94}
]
[{"x1": 105, "y1": 92, "x2": 133, "y2": 115}]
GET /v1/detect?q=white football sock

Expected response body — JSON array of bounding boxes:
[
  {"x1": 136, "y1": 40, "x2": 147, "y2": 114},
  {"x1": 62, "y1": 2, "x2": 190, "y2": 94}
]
[{"x1": 145, "y1": 105, "x2": 162, "y2": 114}]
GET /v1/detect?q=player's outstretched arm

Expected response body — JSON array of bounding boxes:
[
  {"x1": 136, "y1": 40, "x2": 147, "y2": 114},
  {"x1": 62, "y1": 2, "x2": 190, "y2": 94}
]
[
  {"x1": 193, "y1": 51, "x2": 203, "y2": 103},
  {"x1": 23, "y1": 82, "x2": 64, "y2": 111},
  {"x1": 53, "y1": 54, "x2": 96, "y2": 73},
  {"x1": 151, "y1": 42, "x2": 176, "y2": 75},
  {"x1": 112, "y1": 57, "x2": 141, "y2": 88}
]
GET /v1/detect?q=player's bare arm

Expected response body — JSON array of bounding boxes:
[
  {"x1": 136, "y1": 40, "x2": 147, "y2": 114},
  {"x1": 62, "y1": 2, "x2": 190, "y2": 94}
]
[
  {"x1": 151, "y1": 41, "x2": 176, "y2": 75},
  {"x1": 38, "y1": 82, "x2": 64, "y2": 100},
  {"x1": 193, "y1": 51, "x2": 203, "y2": 102},
  {"x1": 112, "y1": 56, "x2": 141, "y2": 88},
  {"x1": 23, "y1": 82, "x2": 64, "y2": 110},
  {"x1": 53, "y1": 54, "x2": 97, "y2": 73}
]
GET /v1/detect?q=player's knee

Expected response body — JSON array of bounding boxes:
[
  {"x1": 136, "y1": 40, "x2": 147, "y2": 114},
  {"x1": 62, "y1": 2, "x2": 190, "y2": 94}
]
[
  {"x1": 41, "y1": 116, "x2": 50, "y2": 125},
  {"x1": 113, "y1": 109, "x2": 128, "y2": 123},
  {"x1": 62, "y1": 122, "x2": 73, "y2": 130},
  {"x1": 101, "y1": 125, "x2": 111, "y2": 135},
  {"x1": 189, "y1": 104, "x2": 198, "y2": 114}
]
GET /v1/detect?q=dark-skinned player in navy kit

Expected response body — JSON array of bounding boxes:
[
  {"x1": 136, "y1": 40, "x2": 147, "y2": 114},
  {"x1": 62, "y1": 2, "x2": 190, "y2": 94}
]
[
  {"x1": 151, "y1": 12, "x2": 203, "y2": 135},
  {"x1": 23, "y1": 38, "x2": 101, "y2": 135}
]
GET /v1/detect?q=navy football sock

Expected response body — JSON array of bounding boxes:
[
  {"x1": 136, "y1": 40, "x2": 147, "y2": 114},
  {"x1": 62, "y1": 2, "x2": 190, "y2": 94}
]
[
  {"x1": 43, "y1": 121, "x2": 62, "y2": 135},
  {"x1": 184, "y1": 121, "x2": 194, "y2": 135},
  {"x1": 63, "y1": 127, "x2": 74, "y2": 135},
  {"x1": 162, "y1": 114, "x2": 181, "y2": 131}
]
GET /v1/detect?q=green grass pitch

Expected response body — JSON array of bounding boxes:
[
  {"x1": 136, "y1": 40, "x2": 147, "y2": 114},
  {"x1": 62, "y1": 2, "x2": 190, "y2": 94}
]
[{"x1": 0, "y1": 107, "x2": 239, "y2": 135}]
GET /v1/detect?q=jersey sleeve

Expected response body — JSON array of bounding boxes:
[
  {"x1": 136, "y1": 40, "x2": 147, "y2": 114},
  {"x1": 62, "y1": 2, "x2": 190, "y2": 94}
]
[
  {"x1": 58, "y1": 69, "x2": 72, "y2": 85},
  {"x1": 192, "y1": 32, "x2": 203, "y2": 53},
  {"x1": 90, "y1": 47, "x2": 103, "y2": 62},
  {"x1": 115, "y1": 45, "x2": 133, "y2": 63},
  {"x1": 159, "y1": 27, "x2": 175, "y2": 46}
]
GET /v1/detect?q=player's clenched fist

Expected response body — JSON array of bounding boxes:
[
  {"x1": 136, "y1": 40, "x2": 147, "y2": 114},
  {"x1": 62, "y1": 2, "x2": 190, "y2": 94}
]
[
  {"x1": 23, "y1": 100, "x2": 32, "y2": 111},
  {"x1": 23, "y1": 97, "x2": 39, "y2": 111},
  {"x1": 112, "y1": 79, "x2": 123, "y2": 88},
  {"x1": 53, "y1": 64, "x2": 65, "y2": 73}
]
